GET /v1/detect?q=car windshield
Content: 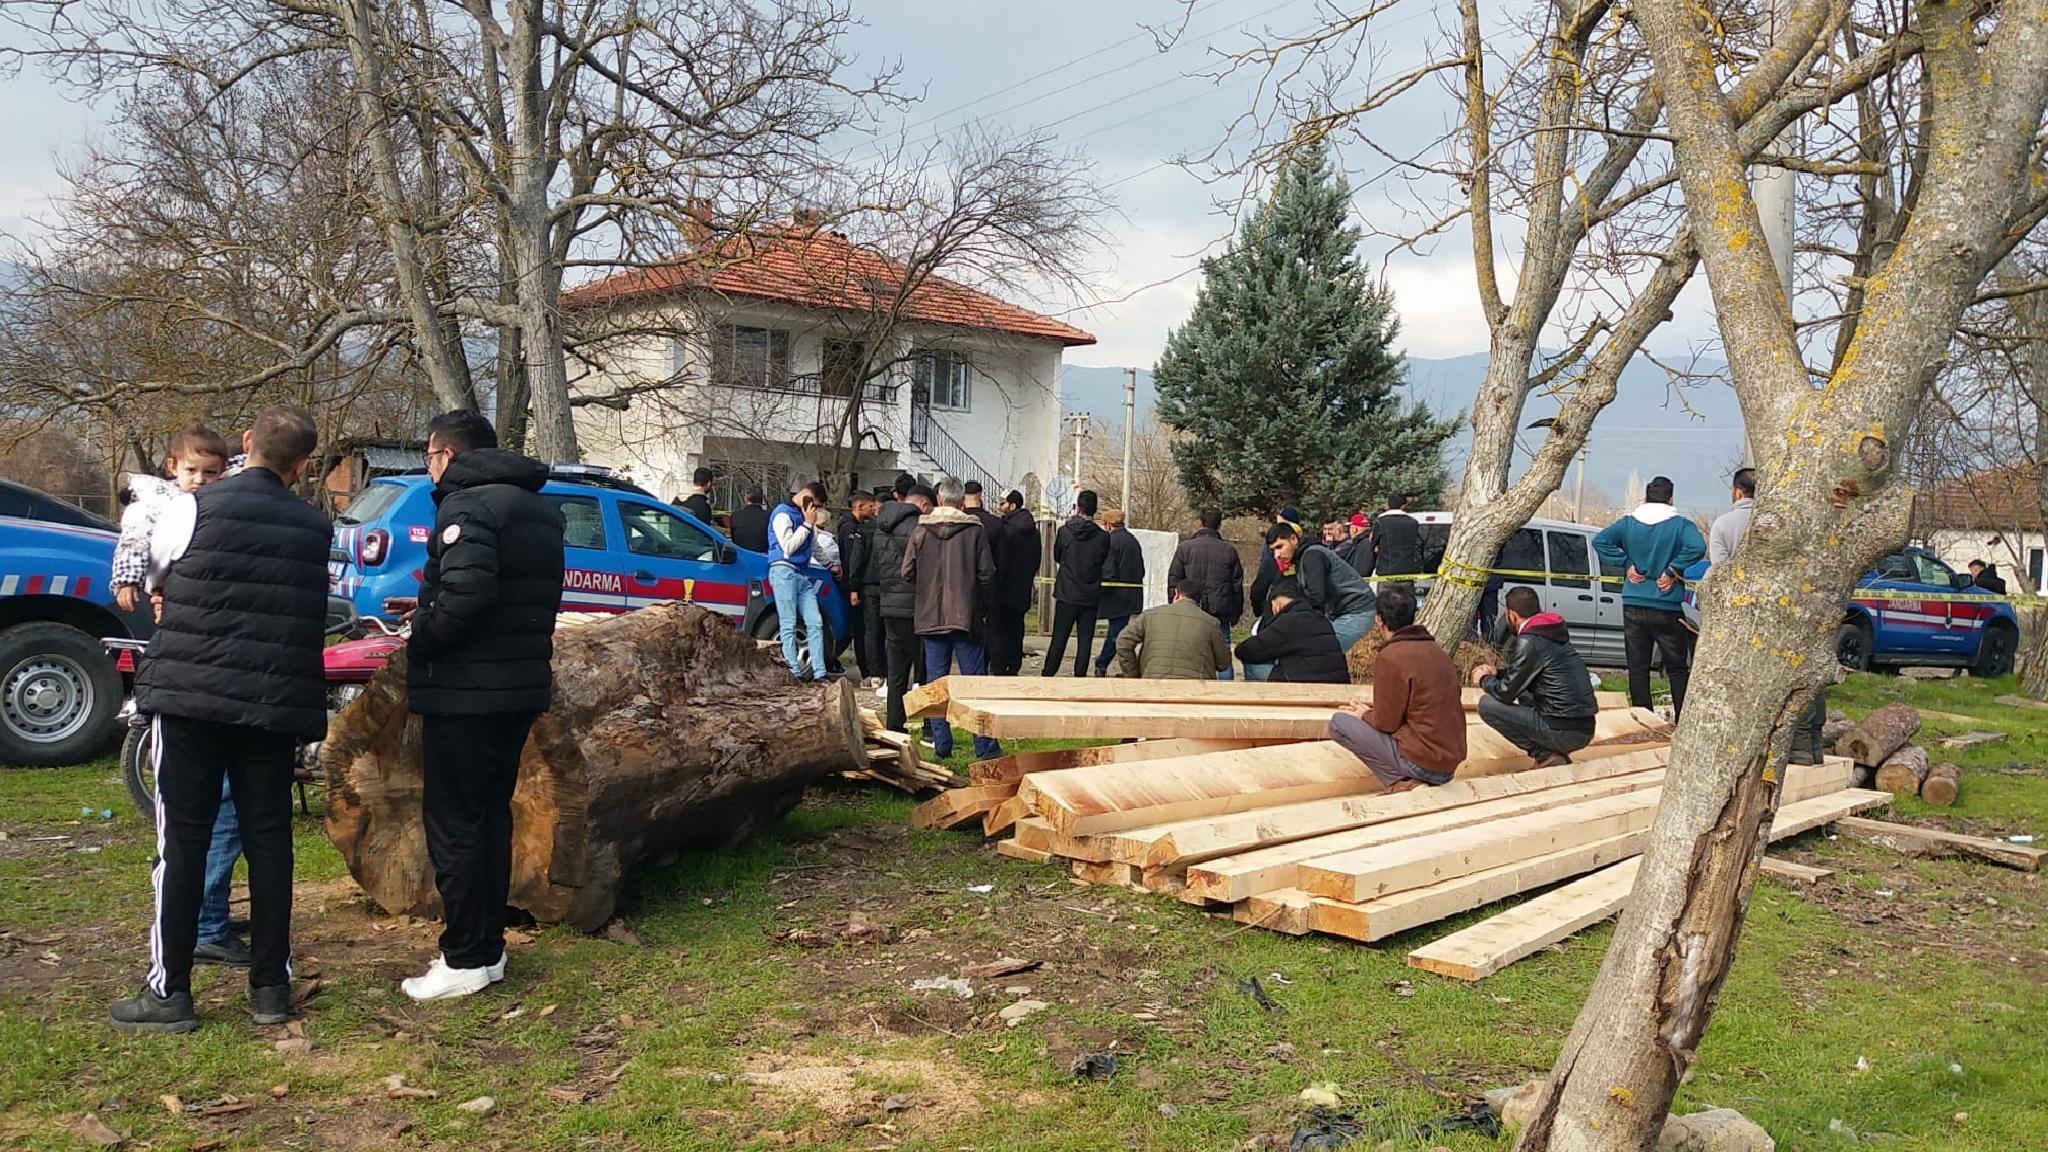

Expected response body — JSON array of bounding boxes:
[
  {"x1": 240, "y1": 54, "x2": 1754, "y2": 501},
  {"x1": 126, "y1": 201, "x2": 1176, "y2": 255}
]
[{"x1": 336, "y1": 482, "x2": 407, "y2": 526}]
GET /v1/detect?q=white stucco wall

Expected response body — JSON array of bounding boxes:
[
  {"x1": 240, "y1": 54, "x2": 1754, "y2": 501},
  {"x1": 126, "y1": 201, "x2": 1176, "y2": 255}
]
[{"x1": 1925, "y1": 529, "x2": 2047, "y2": 596}]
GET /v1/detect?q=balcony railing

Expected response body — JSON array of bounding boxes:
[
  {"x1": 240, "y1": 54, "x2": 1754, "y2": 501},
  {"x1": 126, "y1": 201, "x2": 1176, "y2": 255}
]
[{"x1": 711, "y1": 369, "x2": 898, "y2": 404}]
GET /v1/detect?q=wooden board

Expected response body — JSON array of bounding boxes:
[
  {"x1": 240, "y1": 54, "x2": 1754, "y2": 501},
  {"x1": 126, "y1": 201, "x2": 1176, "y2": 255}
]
[
  {"x1": 951, "y1": 697, "x2": 1665, "y2": 742},
  {"x1": 1018, "y1": 710, "x2": 1669, "y2": 836},
  {"x1": 1759, "y1": 858, "x2": 1834, "y2": 883},
  {"x1": 983, "y1": 795, "x2": 1029, "y2": 837},
  {"x1": 1939, "y1": 731, "x2": 2006, "y2": 750},
  {"x1": 1012, "y1": 817, "x2": 1054, "y2": 854},
  {"x1": 1009, "y1": 816, "x2": 1113, "y2": 862},
  {"x1": 909, "y1": 784, "x2": 1016, "y2": 830},
  {"x1": 1992, "y1": 694, "x2": 2048, "y2": 712},
  {"x1": 1182, "y1": 767, "x2": 1668, "y2": 904},
  {"x1": 1400, "y1": 789, "x2": 1892, "y2": 979},
  {"x1": 1103, "y1": 746, "x2": 1673, "y2": 868},
  {"x1": 967, "y1": 738, "x2": 1276, "y2": 785},
  {"x1": 1233, "y1": 888, "x2": 1316, "y2": 935},
  {"x1": 904, "y1": 675, "x2": 1630, "y2": 719},
  {"x1": 1297, "y1": 788, "x2": 1665, "y2": 904},
  {"x1": 995, "y1": 839, "x2": 1053, "y2": 864},
  {"x1": 1834, "y1": 817, "x2": 2045, "y2": 871}
]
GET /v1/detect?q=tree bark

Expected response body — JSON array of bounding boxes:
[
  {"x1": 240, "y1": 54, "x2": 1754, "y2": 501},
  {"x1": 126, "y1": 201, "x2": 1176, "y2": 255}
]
[
  {"x1": 1840, "y1": 702, "x2": 1922, "y2": 767},
  {"x1": 1515, "y1": 0, "x2": 2048, "y2": 1146},
  {"x1": 502, "y1": 0, "x2": 579, "y2": 464},
  {"x1": 322, "y1": 605, "x2": 862, "y2": 931}
]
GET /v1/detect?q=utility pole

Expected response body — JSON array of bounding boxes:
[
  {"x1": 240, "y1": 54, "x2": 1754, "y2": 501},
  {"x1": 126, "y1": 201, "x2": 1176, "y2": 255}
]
[
  {"x1": 1064, "y1": 411, "x2": 1092, "y2": 490},
  {"x1": 1121, "y1": 368, "x2": 1136, "y2": 522},
  {"x1": 1573, "y1": 445, "x2": 1588, "y2": 523}
]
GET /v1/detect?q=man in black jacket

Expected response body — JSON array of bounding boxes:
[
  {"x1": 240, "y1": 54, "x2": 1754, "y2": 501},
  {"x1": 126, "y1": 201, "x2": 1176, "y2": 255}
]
[
  {"x1": 1470, "y1": 586, "x2": 1597, "y2": 768},
  {"x1": 990, "y1": 489, "x2": 1040, "y2": 675},
  {"x1": 1168, "y1": 507, "x2": 1245, "y2": 679},
  {"x1": 1092, "y1": 509, "x2": 1146, "y2": 676},
  {"x1": 729, "y1": 485, "x2": 770, "y2": 553},
  {"x1": 1968, "y1": 560, "x2": 2008, "y2": 595},
  {"x1": 874, "y1": 485, "x2": 932, "y2": 731},
  {"x1": 836, "y1": 491, "x2": 880, "y2": 683},
  {"x1": 113, "y1": 406, "x2": 330, "y2": 1034},
  {"x1": 676, "y1": 466, "x2": 717, "y2": 528},
  {"x1": 398, "y1": 411, "x2": 565, "y2": 1002},
  {"x1": 1371, "y1": 494, "x2": 1424, "y2": 585},
  {"x1": 1232, "y1": 578, "x2": 1349, "y2": 683},
  {"x1": 1044, "y1": 490, "x2": 1113, "y2": 677}
]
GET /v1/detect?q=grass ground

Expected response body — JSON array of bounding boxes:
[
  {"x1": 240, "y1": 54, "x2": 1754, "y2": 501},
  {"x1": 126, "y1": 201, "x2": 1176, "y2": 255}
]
[{"x1": 2, "y1": 674, "x2": 2044, "y2": 1151}]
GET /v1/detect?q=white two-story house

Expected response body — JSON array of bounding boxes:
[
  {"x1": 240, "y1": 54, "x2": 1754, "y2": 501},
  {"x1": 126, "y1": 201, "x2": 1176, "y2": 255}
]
[{"x1": 561, "y1": 222, "x2": 1094, "y2": 512}]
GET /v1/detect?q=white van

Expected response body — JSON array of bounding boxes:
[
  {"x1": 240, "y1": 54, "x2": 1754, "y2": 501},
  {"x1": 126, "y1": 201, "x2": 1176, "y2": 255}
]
[{"x1": 1409, "y1": 512, "x2": 1629, "y2": 667}]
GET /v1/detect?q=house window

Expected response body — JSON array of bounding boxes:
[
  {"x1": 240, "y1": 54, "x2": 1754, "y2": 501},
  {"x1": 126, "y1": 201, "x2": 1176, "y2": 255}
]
[
  {"x1": 822, "y1": 339, "x2": 866, "y2": 398},
  {"x1": 915, "y1": 350, "x2": 971, "y2": 410},
  {"x1": 712, "y1": 325, "x2": 791, "y2": 390},
  {"x1": 2028, "y1": 546, "x2": 2044, "y2": 594}
]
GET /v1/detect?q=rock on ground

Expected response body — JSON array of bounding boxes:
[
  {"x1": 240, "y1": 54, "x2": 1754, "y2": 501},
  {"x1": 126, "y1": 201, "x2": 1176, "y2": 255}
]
[{"x1": 1488, "y1": 1081, "x2": 1774, "y2": 1152}]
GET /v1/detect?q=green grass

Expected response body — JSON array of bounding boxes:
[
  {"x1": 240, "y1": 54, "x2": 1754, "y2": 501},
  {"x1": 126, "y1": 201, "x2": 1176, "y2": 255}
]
[{"x1": 2, "y1": 679, "x2": 2045, "y2": 1150}]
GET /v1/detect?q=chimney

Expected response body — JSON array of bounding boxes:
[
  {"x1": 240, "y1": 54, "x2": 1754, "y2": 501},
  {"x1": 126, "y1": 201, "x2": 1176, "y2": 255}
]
[
  {"x1": 682, "y1": 198, "x2": 713, "y2": 249},
  {"x1": 793, "y1": 206, "x2": 824, "y2": 234}
]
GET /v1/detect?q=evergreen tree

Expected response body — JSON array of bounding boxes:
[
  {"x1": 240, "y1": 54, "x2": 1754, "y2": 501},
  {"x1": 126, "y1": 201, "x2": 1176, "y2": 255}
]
[{"x1": 1153, "y1": 142, "x2": 1458, "y2": 520}]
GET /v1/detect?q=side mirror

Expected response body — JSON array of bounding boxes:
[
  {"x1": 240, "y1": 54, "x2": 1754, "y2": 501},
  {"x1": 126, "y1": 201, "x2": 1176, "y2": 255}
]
[
  {"x1": 718, "y1": 544, "x2": 738, "y2": 566},
  {"x1": 1952, "y1": 572, "x2": 1974, "y2": 590}
]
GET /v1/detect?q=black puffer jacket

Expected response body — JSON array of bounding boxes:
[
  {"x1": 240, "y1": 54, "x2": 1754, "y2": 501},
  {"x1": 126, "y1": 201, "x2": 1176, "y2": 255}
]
[
  {"x1": 837, "y1": 511, "x2": 874, "y2": 590},
  {"x1": 995, "y1": 507, "x2": 1041, "y2": 612},
  {"x1": 1372, "y1": 511, "x2": 1424, "y2": 579},
  {"x1": 1169, "y1": 529, "x2": 1244, "y2": 625},
  {"x1": 1480, "y1": 612, "x2": 1597, "y2": 724},
  {"x1": 872, "y1": 500, "x2": 922, "y2": 620},
  {"x1": 135, "y1": 467, "x2": 332, "y2": 739},
  {"x1": 1098, "y1": 528, "x2": 1147, "y2": 618},
  {"x1": 1053, "y1": 515, "x2": 1112, "y2": 607},
  {"x1": 408, "y1": 449, "x2": 565, "y2": 715},
  {"x1": 1234, "y1": 600, "x2": 1350, "y2": 684}
]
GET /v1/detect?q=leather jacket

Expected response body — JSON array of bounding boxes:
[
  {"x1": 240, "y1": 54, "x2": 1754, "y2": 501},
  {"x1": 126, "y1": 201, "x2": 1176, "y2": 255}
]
[{"x1": 1480, "y1": 612, "x2": 1597, "y2": 723}]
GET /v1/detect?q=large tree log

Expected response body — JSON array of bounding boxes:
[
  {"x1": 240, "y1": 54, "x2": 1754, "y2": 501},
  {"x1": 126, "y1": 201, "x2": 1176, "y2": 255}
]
[
  {"x1": 1872, "y1": 744, "x2": 1929, "y2": 797},
  {"x1": 1839, "y1": 702, "x2": 1921, "y2": 767},
  {"x1": 323, "y1": 604, "x2": 861, "y2": 930}
]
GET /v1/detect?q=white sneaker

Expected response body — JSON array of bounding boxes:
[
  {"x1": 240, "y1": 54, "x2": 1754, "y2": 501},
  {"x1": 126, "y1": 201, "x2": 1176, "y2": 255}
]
[
  {"x1": 486, "y1": 954, "x2": 506, "y2": 984},
  {"x1": 874, "y1": 681, "x2": 888, "y2": 699},
  {"x1": 402, "y1": 955, "x2": 490, "y2": 1002}
]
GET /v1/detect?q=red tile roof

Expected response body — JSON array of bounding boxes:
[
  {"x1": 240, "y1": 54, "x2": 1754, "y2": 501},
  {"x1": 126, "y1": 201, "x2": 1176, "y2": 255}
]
[
  {"x1": 1914, "y1": 462, "x2": 2045, "y2": 532},
  {"x1": 560, "y1": 227, "x2": 1095, "y2": 347}
]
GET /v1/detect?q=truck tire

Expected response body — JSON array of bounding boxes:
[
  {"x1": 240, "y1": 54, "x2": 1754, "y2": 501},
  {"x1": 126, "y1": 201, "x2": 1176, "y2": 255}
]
[
  {"x1": 0, "y1": 621, "x2": 124, "y2": 767},
  {"x1": 747, "y1": 608, "x2": 837, "y2": 678},
  {"x1": 1970, "y1": 622, "x2": 2017, "y2": 678},
  {"x1": 122, "y1": 720, "x2": 156, "y2": 818},
  {"x1": 1835, "y1": 620, "x2": 1873, "y2": 673}
]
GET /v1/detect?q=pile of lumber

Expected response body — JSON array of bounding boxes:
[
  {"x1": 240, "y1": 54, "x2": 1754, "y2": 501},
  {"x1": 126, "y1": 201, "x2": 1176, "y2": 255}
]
[
  {"x1": 848, "y1": 708, "x2": 957, "y2": 793},
  {"x1": 1831, "y1": 702, "x2": 1961, "y2": 806}
]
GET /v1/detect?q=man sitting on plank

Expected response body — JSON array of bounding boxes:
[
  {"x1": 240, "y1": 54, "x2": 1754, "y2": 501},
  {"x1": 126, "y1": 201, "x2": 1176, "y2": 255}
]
[
  {"x1": 1328, "y1": 585, "x2": 1466, "y2": 792},
  {"x1": 1469, "y1": 585, "x2": 1597, "y2": 769}
]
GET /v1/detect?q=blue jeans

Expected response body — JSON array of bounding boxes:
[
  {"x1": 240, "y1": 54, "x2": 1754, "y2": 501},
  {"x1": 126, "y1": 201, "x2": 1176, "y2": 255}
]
[
  {"x1": 921, "y1": 632, "x2": 1003, "y2": 760},
  {"x1": 1093, "y1": 616, "x2": 1131, "y2": 672},
  {"x1": 1329, "y1": 610, "x2": 1374, "y2": 658},
  {"x1": 769, "y1": 564, "x2": 828, "y2": 679},
  {"x1": 1218, "y1": 620, "x2": 1235, "y2": 680},
  {"x1": 197, "y1": 778, "x2": 242, "y2": 944}
]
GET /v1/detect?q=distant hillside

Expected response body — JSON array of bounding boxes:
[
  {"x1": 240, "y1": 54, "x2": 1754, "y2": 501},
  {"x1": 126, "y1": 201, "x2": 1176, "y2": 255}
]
[{"x1": 1063, "y1": 354, "x2": 1746, "y2": 516}]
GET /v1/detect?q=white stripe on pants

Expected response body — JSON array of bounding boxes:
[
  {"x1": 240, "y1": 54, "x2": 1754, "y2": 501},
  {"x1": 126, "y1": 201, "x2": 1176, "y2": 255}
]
[{"x1": 146, "y1": 714, "x2": 171, "y2": 997}]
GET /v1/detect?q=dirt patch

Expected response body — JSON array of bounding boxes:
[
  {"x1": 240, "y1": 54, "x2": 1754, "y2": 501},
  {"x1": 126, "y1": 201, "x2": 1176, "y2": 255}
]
[{"x1": 737, "y1": 1052, "x2": 1016, "y2": 1132}]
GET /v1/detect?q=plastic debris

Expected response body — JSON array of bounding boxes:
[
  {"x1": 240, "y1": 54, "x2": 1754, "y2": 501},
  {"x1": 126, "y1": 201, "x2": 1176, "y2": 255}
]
[
  {"x1": 910, "y1": 977, "x2": 973, "y2": 999},
  {"x1": 1237, "y1": 975, "x2": 1284, "y2": 1013},
  {"x1": 2009, "y1": 835, "x2": 2035, "y2": 844},
  {"x1": 1070, "y1": 1051, "x2": 1119, "y2": 1081},
  {"x1": 965, "y1": 884, "x2": 994, "y2": 893},
  {"x1": 1298, "y1": 1083, "x2": 1342, "y2": 1108},
  {"x1": 1288, "y1": 1105, "x2": 1364, "y2": 1151},
  {"x1": 1417, "y1": 1101, "x2": 1502, "y2": 1140}
]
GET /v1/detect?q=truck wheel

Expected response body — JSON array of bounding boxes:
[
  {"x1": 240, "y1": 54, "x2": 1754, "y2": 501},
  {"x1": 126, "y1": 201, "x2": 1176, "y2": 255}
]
[
  {"x1": 122, "y1": 720, "x2": 157, "y2": 819},
  {"x1": 747, "y1": 609, "x2": 837, "y2": 678},
  {"x1": 0, "y1": 622, "x2": 124, "y2": 767},
  {"x1": 1970, "y1": 622, "x2": 2017, "y2": 678},
  {"x1": 1834, "y1": 620, "x2": 1872, "y2": 673}
]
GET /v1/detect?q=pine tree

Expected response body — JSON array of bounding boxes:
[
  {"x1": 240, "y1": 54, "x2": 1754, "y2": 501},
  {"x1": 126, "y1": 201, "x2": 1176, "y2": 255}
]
[{"x1": 1153, "y1": 142, "x2": 1458, "y2": 520}]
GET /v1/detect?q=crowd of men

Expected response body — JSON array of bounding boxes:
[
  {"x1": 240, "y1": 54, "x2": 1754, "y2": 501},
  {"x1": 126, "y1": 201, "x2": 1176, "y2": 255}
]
[{"x1": 112, "y1": 407, "x2": 567, "y2": 1033}]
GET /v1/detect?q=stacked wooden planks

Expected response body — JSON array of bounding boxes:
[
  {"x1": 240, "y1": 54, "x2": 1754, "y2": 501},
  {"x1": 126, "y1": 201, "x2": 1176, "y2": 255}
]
[
  {"x1": 848, "y1": 708, "x2": 958, "y2": 793},
  {"x1": 914, "y1": 690, "x2": 1896, "y2": 975}
]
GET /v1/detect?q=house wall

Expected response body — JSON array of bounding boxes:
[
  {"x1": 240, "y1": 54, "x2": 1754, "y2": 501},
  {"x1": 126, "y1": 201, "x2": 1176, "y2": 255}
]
[
  {"x1": 1925, "y1": 528, "x2": 2048, "y2": 596},
  {"x1": 570, "y1": 300, "x2": 1064, "y2": 503}
]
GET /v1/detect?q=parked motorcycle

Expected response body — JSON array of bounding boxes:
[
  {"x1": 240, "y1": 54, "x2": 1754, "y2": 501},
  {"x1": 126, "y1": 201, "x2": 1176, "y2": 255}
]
[{"x1": 106, "y1": 597, "x2": 407, "y2": 821}]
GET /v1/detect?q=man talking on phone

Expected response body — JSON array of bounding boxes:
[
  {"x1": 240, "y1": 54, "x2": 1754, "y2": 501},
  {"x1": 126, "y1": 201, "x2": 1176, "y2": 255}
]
[{"x1": 768, "y1": 481, "x2": 832, "y2": 681}]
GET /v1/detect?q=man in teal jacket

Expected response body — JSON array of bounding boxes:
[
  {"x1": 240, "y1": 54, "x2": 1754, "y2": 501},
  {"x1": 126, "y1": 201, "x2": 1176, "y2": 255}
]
[{"x1": 1593, "y1": 476, "x2": 1707, "y2": 719}]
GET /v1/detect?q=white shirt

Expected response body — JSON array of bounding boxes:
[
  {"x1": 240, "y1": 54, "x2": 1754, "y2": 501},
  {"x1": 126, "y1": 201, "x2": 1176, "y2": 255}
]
[
  {"x1": 769, "y1": 505, "x2": 814, "y2": 565},
  {"x1": 145, "y1": 492, "x2": 199, "y2": 592}
]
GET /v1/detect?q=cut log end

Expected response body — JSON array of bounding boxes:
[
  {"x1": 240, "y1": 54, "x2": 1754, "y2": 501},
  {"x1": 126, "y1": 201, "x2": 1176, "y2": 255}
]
[{"x1": 1919, "y1": 762, "x2": 1960, "y2": 807}]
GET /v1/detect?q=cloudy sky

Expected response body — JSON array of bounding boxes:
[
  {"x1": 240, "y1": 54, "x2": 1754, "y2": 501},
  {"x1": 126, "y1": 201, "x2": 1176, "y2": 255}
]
[{"x1": 0, "y1": 0, "x2": 1725, "y2": 370}]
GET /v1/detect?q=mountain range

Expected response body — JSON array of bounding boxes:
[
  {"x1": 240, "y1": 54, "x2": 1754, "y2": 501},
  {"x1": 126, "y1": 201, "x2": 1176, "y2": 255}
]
[{"x1": 1062, "y1": 353, "x2": 1747, "y2": 516}]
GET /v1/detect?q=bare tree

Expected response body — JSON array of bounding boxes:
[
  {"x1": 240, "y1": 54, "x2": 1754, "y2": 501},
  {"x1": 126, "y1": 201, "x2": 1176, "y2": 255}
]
[
  {"x1": 1512, "y1": 0, "x2": 2048, "y2": 1147},
  {"x1": 1082, "y1": 410, "x2": 1191, "y2": 531}
]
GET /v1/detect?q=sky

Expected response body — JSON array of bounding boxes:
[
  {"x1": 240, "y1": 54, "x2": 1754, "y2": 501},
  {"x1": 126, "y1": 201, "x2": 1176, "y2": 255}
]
[{"x1": 0, "y1": 0, "x2": 1730, "y2": 374}]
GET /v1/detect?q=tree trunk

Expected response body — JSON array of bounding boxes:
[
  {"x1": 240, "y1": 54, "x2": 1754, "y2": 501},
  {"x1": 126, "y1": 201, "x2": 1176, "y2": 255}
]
[
  {"x1": 505, "y1": 0, "x2": 579, "y2": 464},
  {"x1": 322, "y1": 605, "x2": 862, "y2": 931},
  {"x1": 1840, "y1": 702, "x2": 1922, "y2": 767},
  {"x1": 1920, "y1": 762, "x2": 1961, "y2": 807},
  {"x1": 1873, "y1": 744, "x2": 1929, "y2": 797}
]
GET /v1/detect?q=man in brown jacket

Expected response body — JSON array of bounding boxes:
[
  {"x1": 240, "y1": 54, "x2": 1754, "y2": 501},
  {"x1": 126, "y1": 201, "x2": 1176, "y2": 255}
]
[
  {"x1": 1328, "y1": 586, "x2": 1466, "y2": 791},
  {"x1": 1116, "y1": 583, "x2": 1231, "y2": 680},
  {"x1": 901, "y1": 476, "x2": 999, "y2": 759}
]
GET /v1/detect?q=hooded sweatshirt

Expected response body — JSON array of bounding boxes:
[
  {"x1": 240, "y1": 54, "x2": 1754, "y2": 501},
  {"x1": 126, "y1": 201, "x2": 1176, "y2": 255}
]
[
  {"x1": 902, "y1": 505, "x2": 995, "y2": 636},
  {"x1": 1592, "y1": 502, "x2": 1706, "y2": 612}
]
